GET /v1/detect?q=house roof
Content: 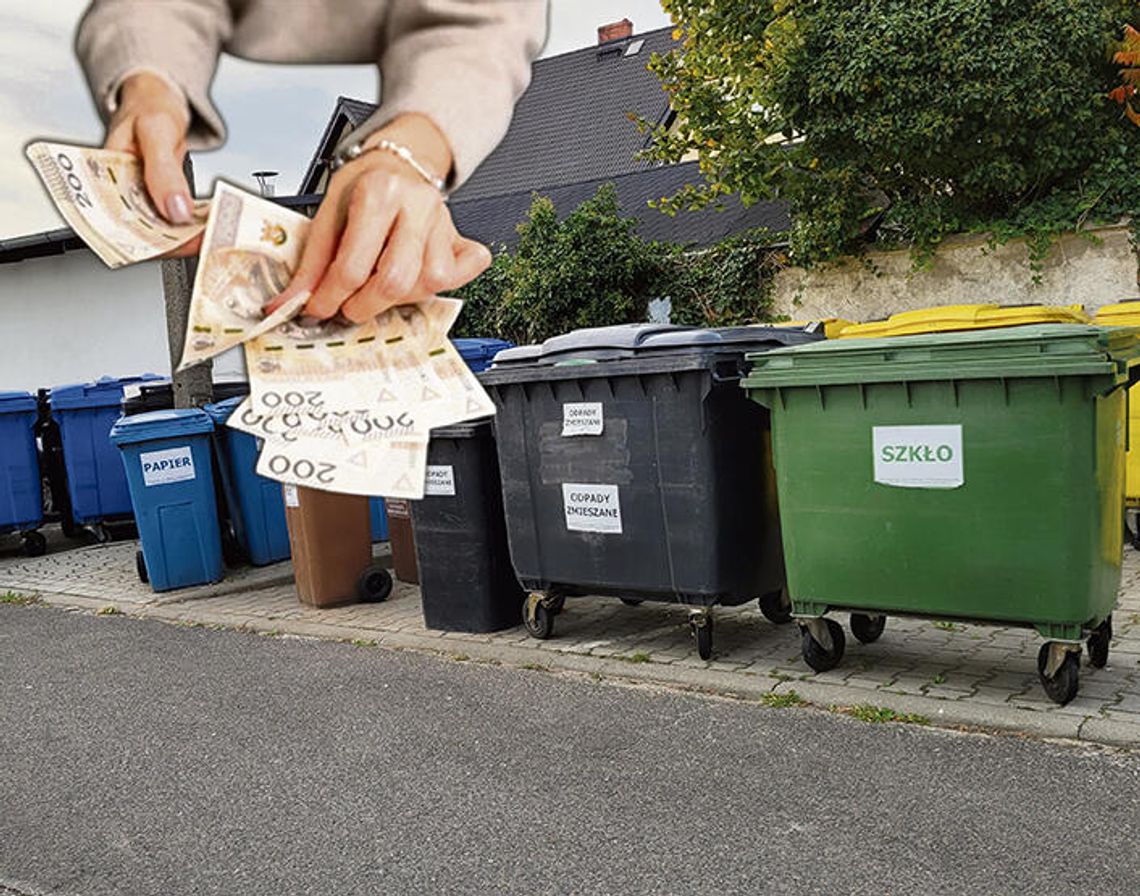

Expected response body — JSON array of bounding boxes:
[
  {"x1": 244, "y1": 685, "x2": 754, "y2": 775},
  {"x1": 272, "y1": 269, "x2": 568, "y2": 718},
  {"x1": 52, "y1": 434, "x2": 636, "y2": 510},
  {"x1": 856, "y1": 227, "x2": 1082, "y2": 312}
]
[
  {"x1": 299, "y1": 27, "x2": 679, "y2": 201},
  {"x1": 449, "y1": 161, "x2": 790, "y2": 249}
]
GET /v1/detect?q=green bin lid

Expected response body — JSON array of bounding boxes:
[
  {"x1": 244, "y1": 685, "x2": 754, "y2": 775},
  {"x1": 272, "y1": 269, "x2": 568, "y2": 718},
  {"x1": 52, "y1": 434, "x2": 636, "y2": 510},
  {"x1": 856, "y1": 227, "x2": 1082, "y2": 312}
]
[{"x1": 742, "y1": 324, "x2": 1140, "y2": 390}]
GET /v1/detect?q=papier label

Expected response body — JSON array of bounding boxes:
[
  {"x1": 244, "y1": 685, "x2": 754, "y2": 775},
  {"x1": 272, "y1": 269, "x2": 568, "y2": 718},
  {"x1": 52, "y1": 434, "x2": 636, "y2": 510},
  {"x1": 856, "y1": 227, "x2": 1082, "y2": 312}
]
[
  {"x1": 140, "y1": 447, "x2": 195, "y2": 486},
  {"x1": 283, "y1": 484, "x2": 300, "y2": 507},
  {"x1": 873, "y1": 425, "x2": 964, "y2": 489},
  {"x1": 424, "y1": 465, "x2": 456, "y2": 496},
  {"x1": 562, "y1": 402, "x2": 603, "y2": 436},
  {"x1": 562, "y1": 483, "x2": 622, "y2": 534}
]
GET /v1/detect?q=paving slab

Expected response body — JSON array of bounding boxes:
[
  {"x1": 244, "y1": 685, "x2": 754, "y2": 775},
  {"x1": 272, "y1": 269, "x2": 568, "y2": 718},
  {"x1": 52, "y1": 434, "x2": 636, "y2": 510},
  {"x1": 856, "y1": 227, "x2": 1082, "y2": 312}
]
[{"x1": 3, "y1": 524, "x2": 1139, "y2": 749}]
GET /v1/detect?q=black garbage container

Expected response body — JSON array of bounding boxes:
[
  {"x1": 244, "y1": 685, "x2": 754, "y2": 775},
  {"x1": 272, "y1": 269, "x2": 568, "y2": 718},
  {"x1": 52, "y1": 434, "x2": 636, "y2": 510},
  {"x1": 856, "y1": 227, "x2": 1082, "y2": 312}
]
[
  {"x1": 480, "y1": 323, "x2": 823, "y2": 659},
  {"x1": 410, "y1": 419, "x2": 524, "y2": 632}
]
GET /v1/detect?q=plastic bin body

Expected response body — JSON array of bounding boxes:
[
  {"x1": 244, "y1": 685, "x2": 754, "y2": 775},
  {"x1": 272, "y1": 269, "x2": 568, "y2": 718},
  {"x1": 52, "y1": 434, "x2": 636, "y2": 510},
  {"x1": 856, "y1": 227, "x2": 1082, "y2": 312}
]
[
  {"x1": 1094, "y1": 301, "x2": 1140, "y2": 507},
  {"x1": 744, "y1": 324, "x2": 1135, "y2": 637},
  {"x1": 51, "y1": 375, "x2": 162, "y2": 524},
  {"x1": 481, "y1": 324, "x2": 821, "y2": 606},
  {"x1": 204, "y1": 397, "x2": 290, "y2": 566},
  {"x1": 385, "y1": 499, "x2": 419, "y2": 584},
  {"x1": 836, "y1": 303, "x2": 1089, "y2": 339},
  {"x1": 369, "y1": 498, "x2": 389, "y2": 542},
  {"x1": 0, "y1": 392, "x2": 43, "y2": 533},
  {"x1": 410, "y1": 419, "x2": 524, "y2": 632},
  {"x1": 110, "y1": 409, "x2": 223, "y2": 591},
  {"x1": 453, "y1": 338, "x2": 515, "y2": 373},
  {"x1": 122, "y1": 379, "x2": 250, "y2": 416},
  {"x1": 283, "y1": 486, "x2": 372, "y2": 607}
]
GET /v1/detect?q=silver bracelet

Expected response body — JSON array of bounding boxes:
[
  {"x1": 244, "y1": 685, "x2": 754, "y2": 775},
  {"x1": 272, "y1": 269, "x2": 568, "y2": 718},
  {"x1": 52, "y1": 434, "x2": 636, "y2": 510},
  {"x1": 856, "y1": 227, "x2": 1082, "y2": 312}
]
[{"x1": 330, "y1": 138, "x2": 447, "y2": 194}]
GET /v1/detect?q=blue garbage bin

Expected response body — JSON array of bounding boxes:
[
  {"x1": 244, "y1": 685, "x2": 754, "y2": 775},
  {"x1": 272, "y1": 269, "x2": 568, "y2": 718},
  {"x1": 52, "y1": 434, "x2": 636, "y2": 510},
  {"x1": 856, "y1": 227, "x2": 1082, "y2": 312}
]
[
  {"x1": 110, "y1": 409, "x2": 223, "y2": 591},
  {"x1": 50, "y1": 375, "x2": 163, "y2": 529},
  {"x1": 370, "y1": 497, "x2": 389, "y2": 542},
  {"x1": 0, "y1": 391, "x2": 46, "y2": 556},
  {"x1": 453, "y1": 338, "x2": 515, "y2": 373},
  {"x1": 204, "y1": 397, "x2": 291, "y2": 566}
]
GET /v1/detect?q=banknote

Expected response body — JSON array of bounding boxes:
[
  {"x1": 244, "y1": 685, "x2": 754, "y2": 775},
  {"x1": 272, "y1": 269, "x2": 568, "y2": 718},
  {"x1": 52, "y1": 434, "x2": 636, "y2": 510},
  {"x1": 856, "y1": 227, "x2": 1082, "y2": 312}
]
[
  {"x1": 179, "y1": 181, "x2": 311, "y2": 371},
  {"x1": 256, "y1": 433, "x2": 430, "y2": 499},
  {"x1": 25, "y1": 140, "x2": 207, "y2": 268}
]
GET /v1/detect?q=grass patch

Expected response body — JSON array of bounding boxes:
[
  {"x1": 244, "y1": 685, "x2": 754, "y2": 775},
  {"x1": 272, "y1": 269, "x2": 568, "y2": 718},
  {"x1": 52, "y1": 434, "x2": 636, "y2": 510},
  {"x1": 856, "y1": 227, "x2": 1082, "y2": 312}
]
[
  {"x1": 1, "y1": 591, "x2": 39, "y2": 606},
  {"x1": 521, "y1": 662, "x2": 549, "y2": 672},
  {"x1": 451, "y1": 653, "x2": 470, "y2": 662},
  {"x1": 614, "y1": 652, "x2": 652, "y2": 664},
  {"x1": 840, "y1": 703, "x2": 930, "y2": 726},
  {"x1": 932, "y1": 674, "x2": 946, "y2": 685},
  {"x1": 349, "y1": 638, "x2": 377, "y2": 648},
  {"x1": 760, "y1": 690, "x2": 806, "y2": 708},
  {"x1": 932, "y1": 621, "x2": 959, "y2": 632},
  {"x1": 96, "y1": 606, "x2": 121, "y2": 616}
]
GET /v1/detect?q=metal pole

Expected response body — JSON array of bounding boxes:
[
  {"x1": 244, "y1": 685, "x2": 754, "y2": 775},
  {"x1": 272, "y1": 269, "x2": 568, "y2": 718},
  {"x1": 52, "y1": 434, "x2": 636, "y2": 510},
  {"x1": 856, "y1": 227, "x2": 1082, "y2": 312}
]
[{"x1": 162, "y1": 155, "x2": 213, "y2": 409}]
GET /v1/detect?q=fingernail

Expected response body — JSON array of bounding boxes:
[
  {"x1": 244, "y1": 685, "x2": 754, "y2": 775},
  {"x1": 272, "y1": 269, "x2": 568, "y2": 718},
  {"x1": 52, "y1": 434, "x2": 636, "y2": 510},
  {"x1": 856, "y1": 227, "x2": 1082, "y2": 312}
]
[{"x1": 165, "y1": 194, "x2": 192, "y2": 224}]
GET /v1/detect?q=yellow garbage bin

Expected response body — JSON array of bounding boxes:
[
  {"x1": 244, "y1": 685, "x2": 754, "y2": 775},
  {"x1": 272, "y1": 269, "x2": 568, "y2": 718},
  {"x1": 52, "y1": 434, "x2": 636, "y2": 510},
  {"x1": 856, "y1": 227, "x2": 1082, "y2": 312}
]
[
  {"x1": 835, "y1": 303, "x2": 1089, "y2": 339},
  {"x1": 1094, "y1": 300, "x2": 1140, "y2": 521}
]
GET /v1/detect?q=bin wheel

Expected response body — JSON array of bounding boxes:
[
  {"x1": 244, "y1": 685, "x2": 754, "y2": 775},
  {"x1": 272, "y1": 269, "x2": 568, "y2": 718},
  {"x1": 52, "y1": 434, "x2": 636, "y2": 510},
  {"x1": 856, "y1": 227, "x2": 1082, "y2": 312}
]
[
  {"x1": 850, "y1": 613, "x2": 886, "y2": 644},
  {"x1": 801, "y1": 618, "x2": 846, "y2": 673},
  {"x1": 547, "y1": 591, "x2": 566, "y2": 615},
  {"x1": 523, "y1": 594, "x2": 555, "y2": 640},
  {"x1": 136, "y1": 550, "x2": 148, "y2": 584},
  {"x1": 92, "y1": 524, "x2": 112, "y2": 545},
  {"x1": 691, "y1": 614, "x2": 713, "y2": 661},
  {"x1": 22, "y1": 531, "x2": 47, "y2": 558},
  {"x1": 1037, "y1": 643, "x2": 1080, "y2": 705},
  {"x1": 60, "y1": 514, "x2": 80, "y2": 539},
  {"x1": 221, "y1": 523, "x2": 247, "y2": 567},
  {"x1": 620, "y1": 598, "x2": 644, "y2": 607},
  {"x1": 356, "y1": 564, "x2": 393, "y2": 603},
  {"x1": 758, "y1": 589, "x2": 793, "y2": 625},
  {"x1": 1086, "y1": 617, "x2": 1112, "y2": 669}
]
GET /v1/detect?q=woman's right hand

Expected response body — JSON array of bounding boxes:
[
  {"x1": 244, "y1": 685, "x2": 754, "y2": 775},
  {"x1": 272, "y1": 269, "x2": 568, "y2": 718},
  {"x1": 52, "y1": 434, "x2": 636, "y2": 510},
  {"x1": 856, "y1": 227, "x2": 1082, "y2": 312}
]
[{"x1": 105, "y1": 71, "x2": 196, "y2": 238}]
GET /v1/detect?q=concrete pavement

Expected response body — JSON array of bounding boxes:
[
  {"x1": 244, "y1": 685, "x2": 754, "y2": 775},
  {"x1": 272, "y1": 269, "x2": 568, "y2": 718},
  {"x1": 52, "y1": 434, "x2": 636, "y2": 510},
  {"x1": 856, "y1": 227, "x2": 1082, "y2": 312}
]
[{"x1": 1, "y1": 529, "x2": 1138, "y2": 748}]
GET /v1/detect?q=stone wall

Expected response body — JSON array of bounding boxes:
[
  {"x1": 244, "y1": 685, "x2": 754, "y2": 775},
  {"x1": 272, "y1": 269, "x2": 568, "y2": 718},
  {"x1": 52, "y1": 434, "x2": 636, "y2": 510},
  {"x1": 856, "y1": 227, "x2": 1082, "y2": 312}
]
[{"x1": 770, "y1": 223, "x2": 1139, "y2": 323}]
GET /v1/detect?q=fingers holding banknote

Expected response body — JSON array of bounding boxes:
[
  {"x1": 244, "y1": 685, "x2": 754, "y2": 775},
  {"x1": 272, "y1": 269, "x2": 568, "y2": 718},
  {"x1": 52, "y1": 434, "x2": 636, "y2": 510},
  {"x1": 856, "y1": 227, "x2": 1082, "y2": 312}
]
[
  {"x1": 104, "y1": 72, "x2": 196, "y2": 235},
  {"x1": 268, "y1": 114, "x2": 491, "y2": 323}
]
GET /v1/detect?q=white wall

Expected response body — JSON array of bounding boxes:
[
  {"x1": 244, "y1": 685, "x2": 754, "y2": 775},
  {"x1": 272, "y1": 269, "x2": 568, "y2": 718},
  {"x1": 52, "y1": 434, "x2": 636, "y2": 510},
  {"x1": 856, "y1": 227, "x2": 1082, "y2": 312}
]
[{"x1": 0, "y1": 248, "x2": 245, "y2": 393}]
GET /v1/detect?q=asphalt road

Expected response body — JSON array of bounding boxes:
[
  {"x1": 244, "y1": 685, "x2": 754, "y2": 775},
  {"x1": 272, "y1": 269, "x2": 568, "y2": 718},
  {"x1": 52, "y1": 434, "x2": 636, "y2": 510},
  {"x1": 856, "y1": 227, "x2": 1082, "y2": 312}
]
[{"x1": 1, "y1": 604, "x2": 1138, "y2": 896}]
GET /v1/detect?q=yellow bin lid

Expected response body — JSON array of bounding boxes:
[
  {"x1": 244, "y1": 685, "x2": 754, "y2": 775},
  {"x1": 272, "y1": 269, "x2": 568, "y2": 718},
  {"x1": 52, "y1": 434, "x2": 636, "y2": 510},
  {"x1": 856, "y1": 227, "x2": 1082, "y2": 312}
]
[
  {"x1": 1093, "y1": 300, "x2": 1140, "y2": 327},
  {"x1": 836, "y1": 303, "x2": 1089, "y2": 338}
]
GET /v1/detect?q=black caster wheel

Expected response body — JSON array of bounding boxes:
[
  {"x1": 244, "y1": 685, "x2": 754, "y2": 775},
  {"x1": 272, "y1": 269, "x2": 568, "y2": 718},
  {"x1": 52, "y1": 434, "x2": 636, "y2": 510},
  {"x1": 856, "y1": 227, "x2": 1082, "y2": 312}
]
[
  {"x1": 221, "y1": 522, "x2": 247, "y2": 567},
  {"x1": 801, "y1": 618, "x2": 846, "y2": 673},
  {"x1": 91, "y1": 524, "x2": 112, "y2": 545},
  {"x1": 1037, "y1": 643, "x2": 1080, "y2": 705},
  {"x1": 22, "y1": 531, "x2": 47, "y2": 558},
  {"x1": 136, "y1": 549, "x2": 148, "y2": 584},
  {"x1": 60, "y1": 514, "x2": 80, "y2": 539},
  {"x1": 1086, "y1": 617, "x2": 1112, "y2": 669},
  {"x1": 758, "y1": 589, "x2": 793, "y2": 625},
  {"x1": 691, "y1": 615, "x2": 714, "y2": 661},
  {"x1": 523, "y1": 596, "x2": 555, "y2": 640},
  {"x1": 850, "y1": 613, "x2": 886, "y2": 644},
  {"x1": 356, "y1": 564, "x2": 393, "y2": 603},
  {"x1": 620, "y1": 598, "x2": 644, "y2": 607}
]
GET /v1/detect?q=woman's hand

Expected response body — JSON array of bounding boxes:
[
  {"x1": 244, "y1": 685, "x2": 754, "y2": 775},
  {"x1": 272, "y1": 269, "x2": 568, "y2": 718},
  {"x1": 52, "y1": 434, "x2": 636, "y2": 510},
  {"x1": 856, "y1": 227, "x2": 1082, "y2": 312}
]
[
  {"x1": 268, "y1": 113, "x2": 492, "y2": 324},
  {"x1": 105, "y1": 71, "x2": 197, "y2": 241}
]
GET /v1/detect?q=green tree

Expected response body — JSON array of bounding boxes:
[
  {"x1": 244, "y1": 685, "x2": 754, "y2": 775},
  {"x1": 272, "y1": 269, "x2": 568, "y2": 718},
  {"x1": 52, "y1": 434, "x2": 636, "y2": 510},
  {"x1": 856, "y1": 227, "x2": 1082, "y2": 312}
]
[{"x1": 645, "y1": 0, "x2": 1140, "y2": 268}]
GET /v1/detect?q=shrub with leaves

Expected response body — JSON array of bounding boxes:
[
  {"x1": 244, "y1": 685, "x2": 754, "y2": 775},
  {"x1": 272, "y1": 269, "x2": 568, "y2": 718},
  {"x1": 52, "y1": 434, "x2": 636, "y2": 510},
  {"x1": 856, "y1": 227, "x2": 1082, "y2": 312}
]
[{"x1": 644, "y1": 0, "x2": 1140, "y2": 269}]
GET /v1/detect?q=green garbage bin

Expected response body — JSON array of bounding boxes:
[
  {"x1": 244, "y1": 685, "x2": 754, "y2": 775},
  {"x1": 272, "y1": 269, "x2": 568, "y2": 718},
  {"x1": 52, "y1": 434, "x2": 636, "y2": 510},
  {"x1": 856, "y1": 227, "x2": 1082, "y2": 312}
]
[{"x1": 743, "y1": 324, "x2": 1139, "y2": 705}]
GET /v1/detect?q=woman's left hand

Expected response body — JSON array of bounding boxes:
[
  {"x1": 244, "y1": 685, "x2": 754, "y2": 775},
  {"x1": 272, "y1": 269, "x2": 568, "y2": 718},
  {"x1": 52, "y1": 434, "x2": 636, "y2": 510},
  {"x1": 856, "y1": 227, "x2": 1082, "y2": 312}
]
[{"x1": 267, "y1": 113, "x2": 491, "y2": 323}]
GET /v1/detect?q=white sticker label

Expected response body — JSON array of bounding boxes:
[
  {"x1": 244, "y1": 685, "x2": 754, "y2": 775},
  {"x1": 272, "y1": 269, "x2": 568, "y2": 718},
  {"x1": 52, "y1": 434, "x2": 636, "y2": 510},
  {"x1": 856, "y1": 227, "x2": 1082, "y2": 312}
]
[
  {"x1": 140, "y1": 447, "x2": 195, "y2": 487},
  {"x1": 424, "y1": 465, "x2": 456, "y2": 496},
  {"x1": 283, "y1": 484, "x2": 300, "y2": 507},
  {"x1": 873, "y1": 425, "x2": 964, "y2": 489},
  {"x1": 562, "y1": 402, "x2": 604, "y2": 437},
  {"x1": 562, "y1": 483, "x2": 622, "y2": 534}
]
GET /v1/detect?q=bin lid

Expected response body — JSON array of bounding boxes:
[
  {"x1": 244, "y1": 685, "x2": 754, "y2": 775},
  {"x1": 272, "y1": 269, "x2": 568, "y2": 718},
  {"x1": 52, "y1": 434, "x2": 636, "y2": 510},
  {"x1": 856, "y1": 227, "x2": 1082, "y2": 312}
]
[
  {"x1": 783, "y1": 318, "x2": 855, "y2": 339},
  {"x1": 430, "y1": 417, "x2": 494, "y2": 440},
  {"x1": 109, "y1": 408, "x2": 215, "y2": 446},
  {"x1": 836, "y1": 304, "x2": 1089, "y2": 339},
  {"x1": 452, "y1": 338, "x2": 515, "y2": 364},
  {"x1": 0, "y1": 391, "x2": 36, "y2": 414},
  {"x1": 743, "y1": 324, "x2": 1140, "y2": 390},
  {"x1": 1093, "y1": 299, "x2": 1140, "y2": 327},
  {"x1": 489, "y1": 323, "x2": 820, "y2": 369},
  {"x1": 203, "y1": 396, "x2": 245, "y2": 424},
  {"x1": 51, "y1": 374, "x2": 165, "y2": 410}
]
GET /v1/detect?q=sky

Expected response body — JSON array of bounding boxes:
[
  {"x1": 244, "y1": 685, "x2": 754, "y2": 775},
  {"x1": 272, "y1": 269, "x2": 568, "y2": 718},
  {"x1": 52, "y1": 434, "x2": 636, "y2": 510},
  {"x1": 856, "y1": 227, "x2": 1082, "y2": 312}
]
[{"x1": 0, "y1": 0, "x2": 671, "y2": 239}]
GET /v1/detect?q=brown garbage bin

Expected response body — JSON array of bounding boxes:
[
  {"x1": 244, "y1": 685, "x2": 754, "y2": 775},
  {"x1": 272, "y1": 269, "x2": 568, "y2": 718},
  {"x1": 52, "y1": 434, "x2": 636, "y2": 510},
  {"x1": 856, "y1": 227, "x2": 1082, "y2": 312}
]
[
  {"x1": 283, "y1": 485, "x2": 393, "y2": 607},
  {"x1": 385, "y1": 498, "x2": 420, "y2": 585}
]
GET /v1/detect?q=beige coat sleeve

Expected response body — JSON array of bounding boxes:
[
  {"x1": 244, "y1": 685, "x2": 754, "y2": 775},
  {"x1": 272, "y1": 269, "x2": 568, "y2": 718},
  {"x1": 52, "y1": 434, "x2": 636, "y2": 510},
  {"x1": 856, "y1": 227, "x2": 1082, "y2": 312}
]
[
  {"x1": 346, "y1": 0, "x2": 549, "y2": 188},
  {"x1": 75, "y1": 0, "x2": 232, "y2": 150}
]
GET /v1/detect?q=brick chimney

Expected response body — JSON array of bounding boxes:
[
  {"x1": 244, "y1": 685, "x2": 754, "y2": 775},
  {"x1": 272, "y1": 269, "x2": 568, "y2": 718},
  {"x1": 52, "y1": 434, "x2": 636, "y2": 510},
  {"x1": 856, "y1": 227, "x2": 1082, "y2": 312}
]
[{"x1": 598, "y1": 18, "x2": 633, "y2": 45}]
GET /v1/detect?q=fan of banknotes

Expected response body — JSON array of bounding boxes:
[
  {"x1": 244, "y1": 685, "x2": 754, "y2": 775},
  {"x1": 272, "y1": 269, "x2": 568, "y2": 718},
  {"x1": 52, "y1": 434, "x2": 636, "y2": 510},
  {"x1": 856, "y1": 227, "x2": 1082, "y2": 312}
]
[{"x1": 26, "y1": 140, "x2": 495, "y2": 500}]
